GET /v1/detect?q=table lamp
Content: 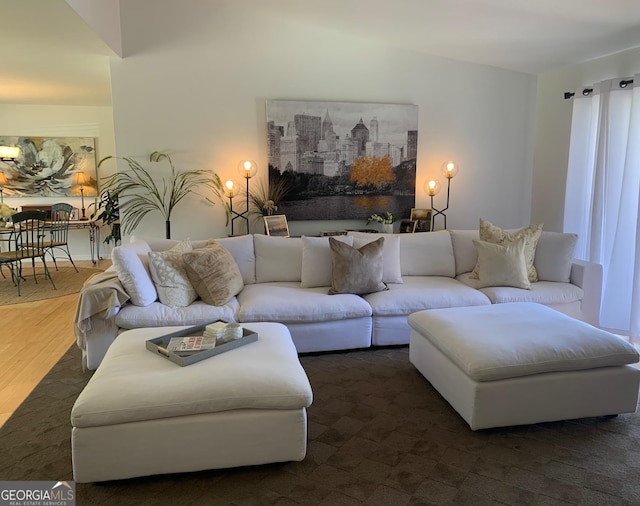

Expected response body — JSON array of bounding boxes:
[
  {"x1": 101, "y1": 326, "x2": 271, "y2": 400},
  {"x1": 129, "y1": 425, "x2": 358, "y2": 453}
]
[{"x1": 74, "y1": 171, "x2": 90, "y2": 220}]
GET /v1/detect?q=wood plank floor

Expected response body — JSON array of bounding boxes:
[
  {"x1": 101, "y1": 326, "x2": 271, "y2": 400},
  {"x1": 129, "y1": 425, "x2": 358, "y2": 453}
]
[{"x1": 0, "y1": 259, "x2": 111, "y2": 427}]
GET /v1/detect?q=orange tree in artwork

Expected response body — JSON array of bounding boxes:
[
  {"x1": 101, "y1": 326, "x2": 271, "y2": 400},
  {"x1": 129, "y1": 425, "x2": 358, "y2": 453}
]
[{"x1": 350, "y1": 155, "x2": 395, "y2": 189}]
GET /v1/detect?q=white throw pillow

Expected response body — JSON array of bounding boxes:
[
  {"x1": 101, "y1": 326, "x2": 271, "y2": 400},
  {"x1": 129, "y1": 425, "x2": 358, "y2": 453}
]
[
  {"x1": 148, "y1": 240, "x2": 198, "y2": 307},
  {"x1": 111, "y1": 239, "x2": 157, "y2": 306},
  {"x1": 254, "y1": 234, "x2": 303, "y2": 283},
  {"x1": 301, "y1": 235, "x2": 354, "y2": 288},
  {"x1": 473, "y1": 238, "x2": 531, "y2": 289},
  {"x1": 348, "y1": 232, "x2": 403, "y2": 284}
]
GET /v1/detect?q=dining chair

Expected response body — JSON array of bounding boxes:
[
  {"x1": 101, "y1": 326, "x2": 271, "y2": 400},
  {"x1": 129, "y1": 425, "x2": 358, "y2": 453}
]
[
  {"x1": 43, "y1": 202, "x2": 78, "y2": 272},
  {"x1": 0, "y1": 210, "x2": 56, "y2": 296}
]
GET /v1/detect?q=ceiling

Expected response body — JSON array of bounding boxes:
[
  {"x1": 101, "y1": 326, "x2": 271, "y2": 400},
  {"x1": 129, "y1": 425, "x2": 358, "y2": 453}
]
[{"x1": 1, "y1": 0, "x2": 640, "y2": 107}]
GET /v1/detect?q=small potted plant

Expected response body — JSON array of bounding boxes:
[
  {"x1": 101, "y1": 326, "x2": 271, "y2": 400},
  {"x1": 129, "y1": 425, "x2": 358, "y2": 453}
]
[{"x1": 367, "y1": 211, "x2": 398, "y2": 234}]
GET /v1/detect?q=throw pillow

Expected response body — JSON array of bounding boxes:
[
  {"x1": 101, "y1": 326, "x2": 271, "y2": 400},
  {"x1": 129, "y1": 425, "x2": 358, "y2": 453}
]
[
  {"x1": 183, "y1": 241, "x2": 244, "y2": 306},
  {"x1": 301, "y1": 235, "x2": 354, "y2": 288},
  {"x1": 328, "y1": 237, "x2": 388, "y2": 295},
  {"x1": 533, "y1": 231, "x2": 578, "y2": 283},
  {"x1": 148, "y1": 240, "x2": 198, "y2": 307},
  {"x1": 473, "y1": 238, "x2": 531, "y2": 289},
  {"x1": 470, "y1": 218, "x2": 542, "y2": 282},
  {"x1": 111, "y1": 239, "x2": 157, "y2": 306}
]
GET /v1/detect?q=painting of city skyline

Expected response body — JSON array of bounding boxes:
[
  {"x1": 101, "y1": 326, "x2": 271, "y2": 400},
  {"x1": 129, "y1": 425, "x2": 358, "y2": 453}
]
[{"x1": 266, "y1": 100, "x2": 418, "y2": 221}]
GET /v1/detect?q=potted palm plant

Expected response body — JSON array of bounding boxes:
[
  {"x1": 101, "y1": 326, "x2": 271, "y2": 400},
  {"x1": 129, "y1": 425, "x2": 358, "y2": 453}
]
[{"x1": 98, "y1": 151, "x2": 229, "y2": 239}]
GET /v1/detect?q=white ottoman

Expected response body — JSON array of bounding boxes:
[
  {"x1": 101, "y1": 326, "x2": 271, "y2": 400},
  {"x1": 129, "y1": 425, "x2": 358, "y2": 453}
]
[
  {"x1": 408, "y1": 303, "x2": 640, "y2": 430},
  {"x1": 71, "y1": 322, "x2": 313, "y2": 482}
]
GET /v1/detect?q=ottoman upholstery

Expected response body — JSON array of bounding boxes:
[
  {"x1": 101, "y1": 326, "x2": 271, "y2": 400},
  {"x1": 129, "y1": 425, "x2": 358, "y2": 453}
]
[
  {"x1": 71, "y1": 322, "x2": 313, "y2": 482},
  {"x1": 408, "y1": 303, "x2": 640, "y2": 430}
]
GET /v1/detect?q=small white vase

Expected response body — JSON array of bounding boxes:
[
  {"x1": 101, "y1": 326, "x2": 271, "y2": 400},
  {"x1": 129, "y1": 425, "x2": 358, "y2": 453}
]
[{"x1": 382, "y1": 223, "x2": 394, "y2": 234}]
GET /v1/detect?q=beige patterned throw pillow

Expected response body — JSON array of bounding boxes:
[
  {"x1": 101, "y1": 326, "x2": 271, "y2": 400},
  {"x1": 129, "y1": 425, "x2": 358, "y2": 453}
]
[
  {"x1": 470, "y1": 218, "x2": 543, "y2": 282},
  {"x1": 183, "y1": 241, "x2": 244, "y2": 306},
  {"x1": 148, "y1": 240, "x2": 198, "y2": 307}
]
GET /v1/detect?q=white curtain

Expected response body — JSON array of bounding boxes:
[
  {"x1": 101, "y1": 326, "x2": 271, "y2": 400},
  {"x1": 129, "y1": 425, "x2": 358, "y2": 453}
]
[{"x1": 564, "y1": 75, "x2": 640, "y2": 340}]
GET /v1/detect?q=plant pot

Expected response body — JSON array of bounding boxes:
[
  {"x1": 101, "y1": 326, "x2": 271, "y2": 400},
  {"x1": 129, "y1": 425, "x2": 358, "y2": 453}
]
[{"x1": 382, "y1": 224, "x2": 394, "y2": 234}]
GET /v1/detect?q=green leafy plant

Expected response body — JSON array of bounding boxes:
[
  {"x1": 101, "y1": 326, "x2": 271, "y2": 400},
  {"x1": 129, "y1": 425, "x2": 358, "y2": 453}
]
[
  {"x1": 367, "y1": 211, "x2": 398, "y2": 225},
  {"x1": 98, "y1": 151, "x2": 229, "y2": 239},
  {"x1": 90, "y1": 190, "x2": 121, "y2": 245}
]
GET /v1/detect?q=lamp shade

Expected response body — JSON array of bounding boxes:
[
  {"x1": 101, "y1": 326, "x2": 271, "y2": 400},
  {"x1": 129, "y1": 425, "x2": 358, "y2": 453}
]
[
  {"x1": 424, "y1": 179, "x2": 441, "y2": 196},
  {"x1": 74, "y1": 171, "x2": 89, "y2": 186},
  {"x1": 441, "y1": 160, "x2": 459, "y2": 179},
  {"x1": 0, "y1": 146, "x2": 20, "y2": 160},
  {"x1": 0, "y1": 172, "x2": 8, "y2": 185},
  {"x1": 237, "y1": 160, "x2": 258, "y2": 179}
]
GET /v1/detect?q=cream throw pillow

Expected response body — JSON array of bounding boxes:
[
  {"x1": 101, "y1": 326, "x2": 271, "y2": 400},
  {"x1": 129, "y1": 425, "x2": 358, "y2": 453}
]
[
  {"x1": 470, "y1": 218, "x2": 542, "y2": 282},
  {"x1": 473, "y1": 238, "x2": 531, "y2": 289},
  {"x1": 148, "y1": 240, "x2": 198, "y2": 307},
  {"x1": 183, "y1": 241, "x2": 244, "y2": 306},
  {"x1": 329, "y1": 237, "x2": 388, "y2": 295}
]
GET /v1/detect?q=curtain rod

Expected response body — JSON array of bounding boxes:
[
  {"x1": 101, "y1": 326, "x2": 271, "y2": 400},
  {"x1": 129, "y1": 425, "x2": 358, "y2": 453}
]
[{"x1": 564, "y1": 79, "x2": 634, "y2": 99}]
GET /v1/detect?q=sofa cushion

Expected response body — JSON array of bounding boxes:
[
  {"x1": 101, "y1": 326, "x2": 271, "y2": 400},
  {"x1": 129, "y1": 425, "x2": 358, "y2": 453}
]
[
  {"x1": 301, "y1": 235, "x2": 353, "y2": 288},
  {"x1": 473, "y1": 238, "x2": 530, "y2": 289},
  {"x1": 449, "y1": 229, "x2": 479, "y2": 276},
  {"x1": 111, "y1": 239, "x2": 157, "y2": 307},
  {"x1": 254, "y1": 234, "x2": 302, "y2": 283},
  {"x1": 471, "y1": 219, "x2": 543, "y2": 282},
  {"x1": 456, "y1": 273, "x2": 584, "y2": 305},
  {"x1": 399, "y1": 230, "x2": 455, "y2": 277},
  {"x1": 237, "y1": 282, "x2": 372, "y2": 323},
  {"x1": 183, "y1": 242, "x2": 244, "y2": 306},
  {"x1": 131, "y1": 235, "x2": 257, "y2": 285},
  {"x1": 148, "y1": 240, "x2": 198, "y2": 308},
  {"x1": 363, "y1": 276, "x2": 491, "y2": 316},
  {"x1": 115, "y1": 299, "x2": 239, "y2": 329},
  {"x1": 348, "y1": 232, "x2": 403, "y2": 283},
  {"x1": 329, "y1": 237, "x2": 388, "y2": 295},
  {"x1": 534, "y1": 231, "x2": 578, "y2": 283}
]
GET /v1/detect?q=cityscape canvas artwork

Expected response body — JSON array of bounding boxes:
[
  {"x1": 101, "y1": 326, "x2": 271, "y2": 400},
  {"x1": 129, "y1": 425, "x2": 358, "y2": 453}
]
[
  {"x1": 266, "y1": 100, "x2": 418, "y2": 221},
  {"x1": 0, "y1": 136, "x2": 97, "y2": 197}
]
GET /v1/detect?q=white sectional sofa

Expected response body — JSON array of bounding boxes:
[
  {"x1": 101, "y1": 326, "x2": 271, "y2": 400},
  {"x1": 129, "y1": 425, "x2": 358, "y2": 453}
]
[{"x1": 75, "y1": 229, "x2": 602, "y2": 370}]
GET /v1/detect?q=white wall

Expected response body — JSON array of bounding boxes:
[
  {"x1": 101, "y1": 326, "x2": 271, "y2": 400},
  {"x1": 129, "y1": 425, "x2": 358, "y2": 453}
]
[
  {"x1": 0, "y1": 104, "x2": 116, "y2": 260},
  {"x1": 110, "y1": 0, "x2": 537, "y2": 240},
  {"x1": 532, "y1": 47, "x2": 640, "y2": 231}
]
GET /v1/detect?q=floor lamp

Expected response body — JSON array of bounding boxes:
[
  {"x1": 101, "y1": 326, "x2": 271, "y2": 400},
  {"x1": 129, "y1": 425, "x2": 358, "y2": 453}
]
[
  {"x1": 424, "y1": 161, "x2": 459, "y2": 230},
  {"x1": 226, "y1": 159, "x2": 258, "y2": 236}
]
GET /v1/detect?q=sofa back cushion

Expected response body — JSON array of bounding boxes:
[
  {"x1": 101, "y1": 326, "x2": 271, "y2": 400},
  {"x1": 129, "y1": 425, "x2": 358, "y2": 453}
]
[
  {"x1": 449, "y1": 229, "x2": 479, "y2": 275},
  {"x1": 301, "y1": 235, "x2": 353, "y2": 288},
  {"x1": 399, "y1": 230, "x2": 455, "y2": 277},
  {"x1": 533, "y1": 231, "x2": 578, "y2": 282},
  {"x1": 130, "y1": 234, "x2": 256, "y2": 285},
  {"x1": 347, "y1": 232, "x2": 403, "y2": 283},
  {"x1": 111, "y1": 239, "x2": 158, "y2": 307},
  {"x1": 254, "y1": 234, "x2": 303, "y2": 283},
  {"x1": 210, "y1": 235, "x2": 256, "y2": 285}
]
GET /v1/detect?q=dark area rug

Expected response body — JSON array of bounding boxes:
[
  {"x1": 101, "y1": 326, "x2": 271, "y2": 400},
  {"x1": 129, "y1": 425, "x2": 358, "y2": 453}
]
[{"x1": 2, "y1": 344, "x2": 640, "y2": 505}]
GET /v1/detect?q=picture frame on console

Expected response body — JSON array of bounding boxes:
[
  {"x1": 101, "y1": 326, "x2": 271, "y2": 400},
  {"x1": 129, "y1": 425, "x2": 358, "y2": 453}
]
[
  {"x1": 70, "y1": 207, "x2": 79, "y2": 221},
  {"x1": 410, "y1": 208, "x2": 433, "y2": 232},
  {"x1": 399, "y1": 219, "x2": 417, "y2": 233},
  {"x1": 264, "y1": 214, "x2": 290, "y2": 237}
]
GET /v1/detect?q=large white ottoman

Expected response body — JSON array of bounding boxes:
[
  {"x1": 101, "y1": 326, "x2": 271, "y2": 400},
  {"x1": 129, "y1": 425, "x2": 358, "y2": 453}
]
[
  {"x1": 71, "y1": 322, "x2": 313, "y2": 483},
  {"x1": 408, "y1": 302, "x2": 640, "y2": 430}
]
